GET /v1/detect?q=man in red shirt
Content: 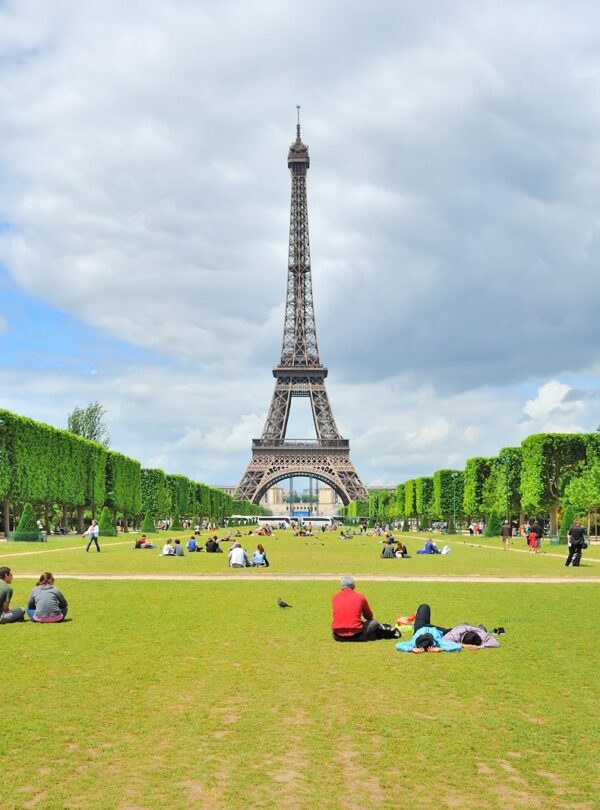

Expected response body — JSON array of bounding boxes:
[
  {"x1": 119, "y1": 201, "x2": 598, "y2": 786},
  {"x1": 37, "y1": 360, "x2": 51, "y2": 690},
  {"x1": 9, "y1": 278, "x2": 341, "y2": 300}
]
[{"x1": 331, "y1": 575, "x2": 381, "y2": 642}]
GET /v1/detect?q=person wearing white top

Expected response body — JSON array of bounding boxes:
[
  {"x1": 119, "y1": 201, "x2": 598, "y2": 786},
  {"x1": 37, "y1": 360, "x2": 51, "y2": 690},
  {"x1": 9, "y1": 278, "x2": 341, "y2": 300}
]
[
  {"x1": 162, "y1": 541, "x2": 175, "y2": 556},
  {"x1": 228, "y1": 544, "x2": 248, "y2": 568},
  {"x1": 83, "y1": 519, "x2": 100, "y2": 552}
]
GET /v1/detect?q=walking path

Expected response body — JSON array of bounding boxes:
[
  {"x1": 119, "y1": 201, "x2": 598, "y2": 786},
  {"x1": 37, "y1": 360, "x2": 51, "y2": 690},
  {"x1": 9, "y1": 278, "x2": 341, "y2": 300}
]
[{"x1": 10, "y1": 573, "x2": 600, "y2": 583}]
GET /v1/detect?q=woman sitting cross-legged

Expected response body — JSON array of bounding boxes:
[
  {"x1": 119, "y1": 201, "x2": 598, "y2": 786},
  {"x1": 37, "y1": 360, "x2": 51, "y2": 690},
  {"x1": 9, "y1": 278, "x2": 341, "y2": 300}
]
[
  {"x1": 27, "y1": 572, "x2": 68, "y2": 623},
  {"x1": 252, "y1": 543, "x2": 270, "y2": 567}
]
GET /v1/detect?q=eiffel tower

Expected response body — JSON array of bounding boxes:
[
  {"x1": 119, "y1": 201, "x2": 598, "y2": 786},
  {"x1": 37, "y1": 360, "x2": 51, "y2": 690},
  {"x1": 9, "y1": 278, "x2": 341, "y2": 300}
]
[{"x1": 234, "y1": 113, "x2": 368, "y2": 505}]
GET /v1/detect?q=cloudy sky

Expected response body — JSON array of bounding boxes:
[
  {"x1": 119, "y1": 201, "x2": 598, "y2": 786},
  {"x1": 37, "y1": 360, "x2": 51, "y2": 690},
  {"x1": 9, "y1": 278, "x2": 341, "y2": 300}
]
[{"x1": 1, "y1": 0, "x2": 600, "y2": 490}]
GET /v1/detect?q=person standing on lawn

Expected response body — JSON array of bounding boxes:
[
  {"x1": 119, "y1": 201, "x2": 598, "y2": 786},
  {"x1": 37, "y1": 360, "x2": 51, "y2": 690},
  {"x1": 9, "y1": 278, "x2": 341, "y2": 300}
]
[
  {"x1": 0, "y1": 567, "x2": 26, "y2": 624},
  {"x1": 83, "y1": 518, "x2": 100, "y2": 552},
  {"x1": 501, "y1": 521, "x2": 512, "y2": 551},
  {"x1": 566, "y1": 520, "x2": 586, "y2": 567}
]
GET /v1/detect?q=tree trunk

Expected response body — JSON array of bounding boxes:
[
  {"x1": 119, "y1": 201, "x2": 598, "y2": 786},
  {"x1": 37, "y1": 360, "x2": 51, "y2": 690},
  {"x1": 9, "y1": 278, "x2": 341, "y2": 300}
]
[
  {"x1": 549, "y1": 507, "x2": 558, "y2": 536},
  {"x1": 44, "y1": 503, "x2": 51, "y2": 533},
  {"x1": 123, "y1": 513, "x2": 128, "y2": 533},
  {"x1": 76, "y1": 505, "x2": 84, "y2": 534},
  {"x1": 587, "y1": 510, "x2": 592, "y2": 535},
  {"x1": 2, "y1": 499, "x2": 9, "y2": 538},
  {"x1": 63, "y1": 504, "x2": 69, "y2": 533}
]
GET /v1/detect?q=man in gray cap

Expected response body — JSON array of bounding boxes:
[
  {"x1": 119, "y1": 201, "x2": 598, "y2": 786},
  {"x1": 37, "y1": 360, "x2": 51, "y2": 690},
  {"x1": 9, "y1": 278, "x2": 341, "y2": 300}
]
[{"x1": 331, "y1": 575, "x2": 382, "y2": 642}]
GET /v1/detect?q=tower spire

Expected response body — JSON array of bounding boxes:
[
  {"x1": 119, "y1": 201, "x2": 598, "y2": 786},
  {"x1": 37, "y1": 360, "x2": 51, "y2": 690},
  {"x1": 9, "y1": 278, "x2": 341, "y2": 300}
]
[{"x1": 296, "y1": 104, "x2": 301, "y2": 141}]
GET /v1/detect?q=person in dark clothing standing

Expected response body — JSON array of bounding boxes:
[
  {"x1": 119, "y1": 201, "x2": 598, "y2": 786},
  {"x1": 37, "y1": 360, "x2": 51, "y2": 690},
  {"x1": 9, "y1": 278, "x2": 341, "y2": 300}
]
[{"x1": 566, "y1": 520, "x2": 586, "y2": 567}]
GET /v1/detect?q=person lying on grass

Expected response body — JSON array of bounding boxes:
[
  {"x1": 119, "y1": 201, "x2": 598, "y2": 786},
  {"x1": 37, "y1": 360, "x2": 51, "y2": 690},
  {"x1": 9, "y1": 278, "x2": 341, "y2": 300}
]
[
  {"x1": 27, "y1": 572, "x2": 68, "y2": 623},
  {"x1": 395, "y1": 603, "x2": 500, "y2": 653}
]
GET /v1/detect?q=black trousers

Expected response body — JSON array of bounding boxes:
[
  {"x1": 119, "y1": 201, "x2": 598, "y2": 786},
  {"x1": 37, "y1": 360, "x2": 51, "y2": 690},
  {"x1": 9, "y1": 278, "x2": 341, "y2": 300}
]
[
  {"x1": 414, "y1": 603, "x2": 450, "y2": 635},
  {"x1": 86, "y1": 537, "x2": 100, "y2": 552},
  {"x1": 565, "y1": 545, "x2": 583, "y2": 566},
  {"x1": 333, "y1": 619, "x2": 380, "y2": 642}
]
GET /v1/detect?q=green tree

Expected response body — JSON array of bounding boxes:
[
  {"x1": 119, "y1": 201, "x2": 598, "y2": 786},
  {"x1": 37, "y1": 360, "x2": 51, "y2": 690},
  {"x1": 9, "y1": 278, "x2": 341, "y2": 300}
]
[
  {"x1": 13, "y1": 502, "x2": 41, "y2": 541},
  {"x1": 558, "y1": 505, "x2": 576, "y2": 544},
  {"x1": 484, "y1": 510, "x2": 502, "y2": 537},
  {"x1": 141, "y1": 468, "x2": 169, "y2": 531},
  {"x1": 463, "y1": 457, "x2": 495, "y2": 519},
  {"x1": 432, "y1": 470, "x2": 464, "y2": 524},
  {"x1": 404, "y1": 480, "x2": 416, "y2": 522},
  {"x1": 67, "y1": 402, "x2": 110, "y2": 447},
  {"x1": 415, "y1": 477, "x2": 434, "y2": 526},
  {"x1": 520, "y1": 434, "x2": 588, "y2": 534},
  {"x1": 98, "y1": 505, "x2": 115, "y2": 537}
]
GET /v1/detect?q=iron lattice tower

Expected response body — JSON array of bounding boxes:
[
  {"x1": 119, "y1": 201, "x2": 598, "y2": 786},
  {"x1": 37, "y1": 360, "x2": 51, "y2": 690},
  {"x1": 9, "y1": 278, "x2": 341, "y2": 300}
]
[{"x1": 234, "y1": 116, "x2": 368, "y2": 505}]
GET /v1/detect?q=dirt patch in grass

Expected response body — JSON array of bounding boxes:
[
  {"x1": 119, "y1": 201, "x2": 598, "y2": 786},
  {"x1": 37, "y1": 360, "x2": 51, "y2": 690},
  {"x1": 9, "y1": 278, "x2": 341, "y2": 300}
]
[{"x1": 337, "y1": 746, "x2": 386, "y2": 807}]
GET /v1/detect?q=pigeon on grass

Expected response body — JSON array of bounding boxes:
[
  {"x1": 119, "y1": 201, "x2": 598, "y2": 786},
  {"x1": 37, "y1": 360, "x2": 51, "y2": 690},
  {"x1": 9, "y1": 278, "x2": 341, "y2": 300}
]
[{"x1": 277, "y1": 598, "x2": 292, "y2": 608}]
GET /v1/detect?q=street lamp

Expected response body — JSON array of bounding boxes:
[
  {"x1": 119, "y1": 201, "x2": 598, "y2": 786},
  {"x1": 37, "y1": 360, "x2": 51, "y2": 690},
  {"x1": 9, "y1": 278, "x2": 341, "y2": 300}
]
[
  {"x1": 501, "y1": 455, "x2": 510, "y2": 525},
  {"x1": 450, "y1": 472, "x2": 459, "y2": 534}
]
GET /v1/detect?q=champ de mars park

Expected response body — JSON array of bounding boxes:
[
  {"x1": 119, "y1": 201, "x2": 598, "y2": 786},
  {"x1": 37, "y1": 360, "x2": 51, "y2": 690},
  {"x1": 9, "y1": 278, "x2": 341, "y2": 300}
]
[{"x1": 2, "y1": 10, "x2": 600, "y2": 810}]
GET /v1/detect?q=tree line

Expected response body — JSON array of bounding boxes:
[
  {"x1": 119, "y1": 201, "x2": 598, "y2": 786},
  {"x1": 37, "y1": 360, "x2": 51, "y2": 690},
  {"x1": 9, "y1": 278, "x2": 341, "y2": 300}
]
[
  {"x1": 0, "y1": 408, "x2": 265, "y2": 535},
  {"x1": 339, "y1": 433, "x2": 600, "y2": 535}
]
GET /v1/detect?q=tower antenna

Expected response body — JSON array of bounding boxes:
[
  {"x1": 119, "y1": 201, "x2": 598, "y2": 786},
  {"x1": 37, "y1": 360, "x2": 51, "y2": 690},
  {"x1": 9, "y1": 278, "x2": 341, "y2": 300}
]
[{"x1": 296, "y1": 105, "x2": 301, "y2": 140}]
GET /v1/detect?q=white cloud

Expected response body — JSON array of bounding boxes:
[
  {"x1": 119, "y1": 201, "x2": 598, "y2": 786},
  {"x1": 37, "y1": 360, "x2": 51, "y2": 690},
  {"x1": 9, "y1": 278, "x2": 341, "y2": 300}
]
[{"x1": 1, "y1": 2, "x2": 600, "y2": 487}]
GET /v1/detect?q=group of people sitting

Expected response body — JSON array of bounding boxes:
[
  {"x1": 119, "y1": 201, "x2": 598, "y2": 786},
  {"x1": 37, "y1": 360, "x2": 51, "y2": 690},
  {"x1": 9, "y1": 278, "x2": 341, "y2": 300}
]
[
  {"x1": 161, "y1": 539, "x2": 185, "y2": 556},
  {"x1": 331, "y1": 576, "x2": 501, "y2": 652},
  {"x1": 380, "y1": 538, "x2": 410, "y2": 558},
  {"x1": 229, "y1": 542, "x2": 269, "y2": 568},
  {"x1": 0, "y1": 567, "x2": 68, "y2": 624}
]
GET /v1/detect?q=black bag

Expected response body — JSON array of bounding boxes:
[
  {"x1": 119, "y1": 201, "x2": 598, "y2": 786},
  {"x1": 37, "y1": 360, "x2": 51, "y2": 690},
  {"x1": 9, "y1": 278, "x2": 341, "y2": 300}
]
[
  {"x1": 581, "y1": 541, "x2": 588, "y2": 550},
  {"x1": 377, "y1": 623, "x2": 400, "y2": 640}
]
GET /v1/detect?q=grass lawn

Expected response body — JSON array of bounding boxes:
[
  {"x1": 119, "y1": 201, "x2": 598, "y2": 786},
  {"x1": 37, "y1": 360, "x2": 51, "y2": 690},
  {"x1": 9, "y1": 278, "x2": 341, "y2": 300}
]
[
  {"x1": 2, "y1": 529, "x2": 599, "y2": 578},
  {"x1": 1, "y1": 534, "x2": 599, "y2": 809}
]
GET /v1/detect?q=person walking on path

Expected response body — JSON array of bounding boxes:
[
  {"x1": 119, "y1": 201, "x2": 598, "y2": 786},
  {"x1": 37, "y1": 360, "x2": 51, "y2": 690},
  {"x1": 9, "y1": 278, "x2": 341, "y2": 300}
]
[
  {"x1": 0, "y1": 567, "x2": 26, "y2": 624},
  {"x1": 83, "y1": 518, "x2": 100, "y2": 552},
  {"x1": 566, "y1": 520, "x2": 587, "y2": 567}
]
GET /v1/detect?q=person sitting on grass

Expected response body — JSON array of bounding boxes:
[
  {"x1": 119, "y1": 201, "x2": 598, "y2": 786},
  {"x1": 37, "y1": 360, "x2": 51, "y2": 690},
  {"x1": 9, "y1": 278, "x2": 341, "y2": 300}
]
[
  {"x1": 187, "y1": 536, "x2": 198, "y2": 552},
  {"x1": 162, "y1": 539, "x2": 175, "y2": 556},
  {"x1": 396, "y1": 542, "x2": 410, "y2": 558},
  {"x1": 252, "y1": 543, "x2": 269, "y2": 567},
  {"x1": 380, "y1": 539, "x2": 396, "y2": 559},
  {"x1": 134, "y1": 534, "x2": 156, "y2": 550},
  {"x1": 331, "y1": 576, "x2": 398, "y2": 642},
  {"x1": 228, "y1": 542, "x2": 249, "y2": 568},
  {"x1": 0, "y1": 567, "x2": 26, "y2": 624},
  {"x1": 416, "y1": 539, "x2": 441, "y2": 555},
  {"x1": 174, "y1": 539, "x2": 185, "y2": 557},
  {"x1": 205, "y1": 536, "x2": 222, "y2": 553},
  {"x1": 26, "y1": 572, "x2": 68, "y2": 623}
]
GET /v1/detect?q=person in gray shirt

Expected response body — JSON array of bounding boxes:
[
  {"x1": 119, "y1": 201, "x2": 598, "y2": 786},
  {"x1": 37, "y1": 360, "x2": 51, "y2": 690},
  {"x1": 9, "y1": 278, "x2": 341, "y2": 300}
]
[
  {"x1": 27, "y1": 572, "x2": 68, "y2": 623},
  {"x1": 0, "y1": 567, "x2": 25, "y2": 624}
]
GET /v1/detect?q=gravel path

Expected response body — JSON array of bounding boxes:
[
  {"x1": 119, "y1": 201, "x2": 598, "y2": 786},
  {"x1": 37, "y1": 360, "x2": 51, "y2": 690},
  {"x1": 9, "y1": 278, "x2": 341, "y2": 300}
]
[{"x1": 10, "y1": 573, "x2": 600, "y2": 583}]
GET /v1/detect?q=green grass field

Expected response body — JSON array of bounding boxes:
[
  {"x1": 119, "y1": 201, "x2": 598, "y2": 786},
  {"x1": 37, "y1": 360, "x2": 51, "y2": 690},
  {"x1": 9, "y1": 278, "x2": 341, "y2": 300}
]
[{"x1": 1, "y1": 531, "x2": 599, "y2": 809}]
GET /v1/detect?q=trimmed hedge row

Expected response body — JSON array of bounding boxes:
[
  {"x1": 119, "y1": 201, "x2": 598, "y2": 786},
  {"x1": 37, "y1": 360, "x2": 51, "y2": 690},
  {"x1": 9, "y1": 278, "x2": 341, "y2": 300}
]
[
  {"x1": 0, "y1": 408, "x2": 265, "y2": 534},
  {"x1": 340, "y1": 432, "x2": 600, "y2": 534}
]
